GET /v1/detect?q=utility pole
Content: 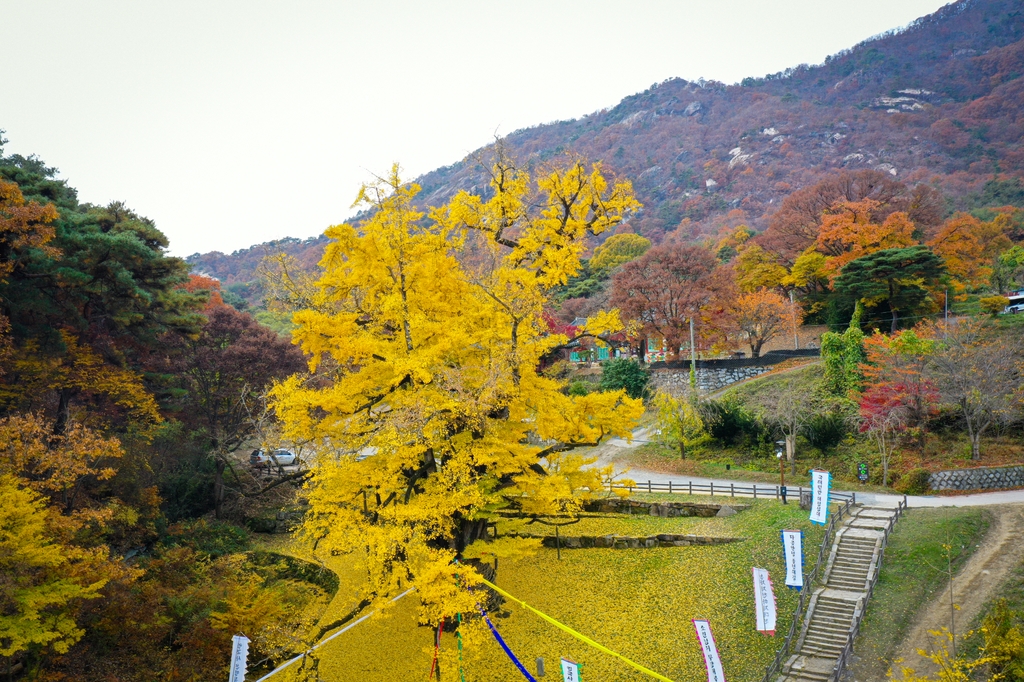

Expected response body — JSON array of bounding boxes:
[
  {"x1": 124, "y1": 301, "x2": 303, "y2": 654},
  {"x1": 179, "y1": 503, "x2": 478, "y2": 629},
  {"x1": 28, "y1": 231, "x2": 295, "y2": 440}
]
[
  {"x1": 944, "y1": 289, "x2": 949, "y2": 339},
  {"x1": 790, "y1": 290, "x2": 798, "y2": 350}
]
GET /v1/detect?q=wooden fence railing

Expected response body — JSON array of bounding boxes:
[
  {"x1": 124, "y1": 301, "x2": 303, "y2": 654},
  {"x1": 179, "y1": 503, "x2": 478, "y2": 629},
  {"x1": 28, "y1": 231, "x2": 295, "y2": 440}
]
[
  {"x1": 610, "y1": 479, "x2": 856, "y2": 504},
  {"x1": 758, "y1": 497, "x2": 855, "y2": 682},
  {"x1": 827, "y1": 497, "x2": 908, "y2": 682}
]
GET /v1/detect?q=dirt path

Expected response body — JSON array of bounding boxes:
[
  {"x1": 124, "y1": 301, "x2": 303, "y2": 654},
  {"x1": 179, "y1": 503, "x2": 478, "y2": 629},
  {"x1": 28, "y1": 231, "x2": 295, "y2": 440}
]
[{"x1": 892, "y1": 504, "x2": 1024, "y2": 675}]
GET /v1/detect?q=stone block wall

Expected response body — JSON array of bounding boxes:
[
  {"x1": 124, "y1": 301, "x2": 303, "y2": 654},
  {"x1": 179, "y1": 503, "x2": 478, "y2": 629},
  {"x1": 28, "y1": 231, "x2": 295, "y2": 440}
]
[
  {"x1": 584, "y1": 499, "x2": 749, "y2": 517},
  {"x1": 650, "y1": 366, "x2": 771, "y2": 395},
  {"x1": 928, "y1": 465, "x2": 1024, "y2": 491},
  {"x1": 507, "y1": 531, "x2": 743, "y2": 549}
]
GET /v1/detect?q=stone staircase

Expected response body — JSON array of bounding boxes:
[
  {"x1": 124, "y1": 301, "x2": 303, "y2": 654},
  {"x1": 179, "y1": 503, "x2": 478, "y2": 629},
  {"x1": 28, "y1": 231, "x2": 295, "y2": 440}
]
[{"x1": 778, "y1": 505, "x2": 902, "y2": 682}]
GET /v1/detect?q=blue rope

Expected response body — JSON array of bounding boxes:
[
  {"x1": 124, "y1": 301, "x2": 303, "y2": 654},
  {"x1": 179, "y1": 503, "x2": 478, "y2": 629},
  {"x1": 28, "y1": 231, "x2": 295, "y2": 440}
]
[{"x1": 480, "y1": 607, "x2": 537, "y2": 682}]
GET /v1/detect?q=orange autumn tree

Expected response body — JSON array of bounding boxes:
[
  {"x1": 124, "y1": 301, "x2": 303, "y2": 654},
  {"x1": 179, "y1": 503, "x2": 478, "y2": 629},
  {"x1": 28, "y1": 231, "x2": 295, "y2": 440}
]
[
  {"x1": 725, "y1": 289, "x2": 802, "y2": 358},
  {"x1": 815, "y1": 199, "x2": 917, "y2": 280},
  {"x1": 927, "y1": 212, "x2": 1012, "y2": 293}
]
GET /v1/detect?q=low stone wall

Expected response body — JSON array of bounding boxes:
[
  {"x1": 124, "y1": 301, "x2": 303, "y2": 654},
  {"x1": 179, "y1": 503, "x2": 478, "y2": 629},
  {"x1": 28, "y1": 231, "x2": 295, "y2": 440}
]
[
  {"x1": 584, "y1": 499, "x2": 749, "y2": 517},
  {"x1": 929, "y1": 465, "x2": 1024, "y2": 491},
  {"x1": 508, "y1": 531, "x2": 744, "y2": 549},
  {"x1": 651, "y1": 366, "x2": 771, "y2": 394}
]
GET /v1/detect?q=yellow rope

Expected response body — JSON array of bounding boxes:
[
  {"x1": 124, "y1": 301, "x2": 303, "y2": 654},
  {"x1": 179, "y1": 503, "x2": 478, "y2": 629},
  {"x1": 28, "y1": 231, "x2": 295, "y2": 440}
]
[{"x1": 476, "y1": 576, "x2": 677, "y2": 682}]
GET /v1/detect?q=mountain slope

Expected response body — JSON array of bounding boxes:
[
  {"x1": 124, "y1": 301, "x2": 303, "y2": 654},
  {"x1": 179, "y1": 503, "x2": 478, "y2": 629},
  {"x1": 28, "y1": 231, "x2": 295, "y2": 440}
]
[{"x1": 190, "y1": 0, "x2": 1024, "y2": 284}]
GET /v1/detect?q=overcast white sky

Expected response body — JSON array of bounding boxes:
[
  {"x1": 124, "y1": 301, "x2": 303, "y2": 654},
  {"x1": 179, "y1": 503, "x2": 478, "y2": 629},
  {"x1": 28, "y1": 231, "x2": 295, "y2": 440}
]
[{"x1": 2, "y1": 0, "x2": 950, "y2": 256}]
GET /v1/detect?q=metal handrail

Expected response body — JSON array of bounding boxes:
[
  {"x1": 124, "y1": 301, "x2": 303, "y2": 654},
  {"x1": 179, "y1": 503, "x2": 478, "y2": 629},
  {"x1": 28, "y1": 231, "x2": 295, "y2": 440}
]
[
  {"x1": 609, "y1": 479, "x2": 856, "y2": 503},
  {"x1": 827, "y1": 497, "x2": 908, "y2": 681},
  {"x1": 759, "y1": 497, "x2": 854, "y2": 682}
]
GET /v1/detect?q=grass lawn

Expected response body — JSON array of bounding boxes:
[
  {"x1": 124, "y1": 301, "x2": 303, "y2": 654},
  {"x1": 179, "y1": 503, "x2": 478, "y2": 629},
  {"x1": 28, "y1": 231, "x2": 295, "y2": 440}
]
[
  {"x1": 619, "y1": 440, "x2": 897, "y2": 495},
  {"x1": 848, "y1": 507, "x2": 993, "y2": 681},
  {"x1": 262, "y1": 499, "x2": 830, "y2": 682}
]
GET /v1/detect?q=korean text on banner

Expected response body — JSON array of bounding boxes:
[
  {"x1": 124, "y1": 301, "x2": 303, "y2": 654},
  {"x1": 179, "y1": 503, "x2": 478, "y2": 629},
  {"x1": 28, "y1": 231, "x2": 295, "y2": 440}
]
[
  {"x1": 561, "y1": 658, "x2": 581, "y2": 682},
  {"x1": 809, "y1": 469, "x2": 831, "y2": 525},
  {"x1": 781, "y1": 530, "x2": 804, "y2": 590},
  {"x1": 229, "y1": 635, "x2": 250, "y2": 682},
  {"x1": 752, "y1": 568, "x2": 777, "y2": 636},
  {"x1": 693, "y1": 619, "x2": 726, "y2": 682}
]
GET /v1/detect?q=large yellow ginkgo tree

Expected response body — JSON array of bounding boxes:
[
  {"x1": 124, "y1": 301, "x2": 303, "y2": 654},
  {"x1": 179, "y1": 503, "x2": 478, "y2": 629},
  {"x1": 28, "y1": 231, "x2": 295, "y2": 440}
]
[{"x1": 272, "y1": 153, "x2": 642, "y2": 629}]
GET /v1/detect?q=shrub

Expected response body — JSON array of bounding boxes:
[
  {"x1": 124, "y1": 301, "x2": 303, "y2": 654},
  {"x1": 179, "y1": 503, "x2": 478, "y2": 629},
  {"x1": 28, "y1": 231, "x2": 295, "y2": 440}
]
[
  {"x1": 980, "y1": 295, "x2": 1010, "y2": 315},
  {"x1": 805, "y1": 410, "x2": 850, "y2": 451},
  {"x1": 162, "y1": 518, "x2": 251, "y2": 557},
  {"x1": 599, "y1": 358, "x2": 649, "y2": 399},
  {"x1": 703, "y1": 397, "x2": 765, "y2": 446},
  {"x1": 895, "y1": 467, "x2": 932, "y2": 495},
  {"x1": 567, "y1": 379, "x2": 591, "y2": 396}
]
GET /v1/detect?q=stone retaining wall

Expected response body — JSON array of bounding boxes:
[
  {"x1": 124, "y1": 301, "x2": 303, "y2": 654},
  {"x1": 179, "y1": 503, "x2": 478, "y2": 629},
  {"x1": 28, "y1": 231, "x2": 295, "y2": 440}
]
[
  {"x1": 651, "y1": 366, "x2": 771, "y2": 394},
  {"x1": 508, "y1": 532, "x2": 744, "y2": 549},
  {"x1": 928, "y1": 465, "x2": 1024, "y2": 491},
  {"x1": 584, "y1": 499, "x2": 749, "y2": 517}
]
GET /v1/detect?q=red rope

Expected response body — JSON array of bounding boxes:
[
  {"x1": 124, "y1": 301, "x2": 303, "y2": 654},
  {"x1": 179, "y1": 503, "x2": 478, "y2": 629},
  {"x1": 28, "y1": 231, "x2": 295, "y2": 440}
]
[{"x1": 428, "y1": 617, "x2": 445, "y2": 680}]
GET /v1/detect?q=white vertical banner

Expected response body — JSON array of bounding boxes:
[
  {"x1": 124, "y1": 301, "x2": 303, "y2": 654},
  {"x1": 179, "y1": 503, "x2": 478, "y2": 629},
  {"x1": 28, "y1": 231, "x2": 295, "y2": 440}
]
[
  {"x1": 782, "y1": 529, "x2": 804, "y2": 590},
  {"x1": 693, "y1": 619, "x2": 726, "y2": 682},
  {"x1": 809, "y1": 469, "x2": 831, "y2": 525},
  {"x1": 229, "y1": 634, "x2": 250, "y2": 682},
  {"x1": 752, "y1": 568, "x2": 777, "y2": 636},
  {"x1": 560, "y1": 658, "x2": 581, "y2": 682}
]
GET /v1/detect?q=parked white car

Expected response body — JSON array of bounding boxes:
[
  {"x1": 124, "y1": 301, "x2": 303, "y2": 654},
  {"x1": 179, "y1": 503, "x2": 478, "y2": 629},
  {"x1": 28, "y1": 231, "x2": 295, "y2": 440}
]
[
  {"x1": 249, "y1": 449, "x2": 299, "y2": 467},
  {"x1": 1002, "y1": 303, "x2": 1024, "y2": 314}
]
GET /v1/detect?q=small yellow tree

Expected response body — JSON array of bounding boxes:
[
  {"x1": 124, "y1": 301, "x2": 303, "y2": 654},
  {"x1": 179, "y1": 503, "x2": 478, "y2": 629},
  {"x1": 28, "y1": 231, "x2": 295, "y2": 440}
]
[
  {"x1": 590, "y1": 233, "x2": 651, "y2": 275},
  {"x1": 272, "y1": 155, "x2": 643, "y2": 629},
  {"x1": 652, "y1": 390, "x2": 707, "y2": 459},
  {"x1": 888, "y1": 628, "x2": 996, "y2": 681},
  {"x1": 0, "y1": 476, "x2": 107, "y2": 669}
]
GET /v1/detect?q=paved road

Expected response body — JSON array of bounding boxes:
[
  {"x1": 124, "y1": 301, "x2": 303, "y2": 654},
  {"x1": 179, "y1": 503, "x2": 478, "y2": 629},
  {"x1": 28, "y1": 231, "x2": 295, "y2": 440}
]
[{"x1": 593, "y1": 430, "x2": 1024, "y2": 509}]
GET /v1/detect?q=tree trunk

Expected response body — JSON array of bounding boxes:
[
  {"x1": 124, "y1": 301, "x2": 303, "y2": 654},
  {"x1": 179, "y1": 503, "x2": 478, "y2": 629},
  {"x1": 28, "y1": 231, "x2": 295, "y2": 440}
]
[
  {"x1": 751, "y1": 339, "x2": 762, "y2": 359},
  {"x1": 214, "y1": 458, "x2": 225, "y2": 519},
  {"x1": 971, "y1": 432, "x2": 981, "y2": 461},
  {"x1": 786, "y1": 433, "x2": 796, "y2": 476},
  {"x1": 54, "y1": 387, "x2": 72, "y2": 435},
  {"x1": 453, "y1": 517, "x2": 490, "y2": 554},
  {"x1": 679, "y1": 440, "x2": 686, "y2": 459},
  {"x1": 434, "y1": 624, "x2": 443, "y2": 682},
  {"x1": 882, "y1": 443, "x2": 889, "y2": 488}
]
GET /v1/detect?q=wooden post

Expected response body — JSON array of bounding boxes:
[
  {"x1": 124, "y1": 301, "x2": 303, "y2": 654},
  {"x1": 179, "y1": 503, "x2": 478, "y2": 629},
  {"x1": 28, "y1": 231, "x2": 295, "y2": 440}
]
[
  {"x1": 689, "y1": 481, "x2": 692, "y2": 495},
  {"x1": 648, "y1": 480, "x2": 652, "y2": 493},
  {"x1": 710, "y1": 482, "x2": 714, "y2": 497},
  {"x1": 669, "y1": 480, "x2": 673, "y2": 493},
  {"x1": 555, "y1": 525, "x2": 561, "y2": 561},
  {"x1": 731, "y1": 483, "x2": 734, "y2": 497}
]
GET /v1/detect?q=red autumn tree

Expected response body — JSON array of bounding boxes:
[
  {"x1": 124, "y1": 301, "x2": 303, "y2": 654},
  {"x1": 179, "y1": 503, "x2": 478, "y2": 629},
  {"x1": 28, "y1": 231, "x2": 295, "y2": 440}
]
[
  {"x1": 860, "y1": 329, "x2": 940, "y2": 439},
  {"x1": 166, "y1": 304, "x2": 307, "y2": 517},
  {"x1": 610, "y1": 243, "x2": 718, "y2": 359},
  {"x1": 858, "y1": 383, "x2": 909, "y2": 487}
]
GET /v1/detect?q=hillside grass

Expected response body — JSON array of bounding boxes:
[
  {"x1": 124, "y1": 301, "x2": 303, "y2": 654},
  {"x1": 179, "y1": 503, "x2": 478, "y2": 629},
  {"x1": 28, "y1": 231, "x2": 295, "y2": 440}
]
[
  {"x1": 263, "y1": 499, "x2": 829, "y2": 682},
  {"x1": 625, "y1": 362, "x2": 1024, "y2": 491},
  {"x1": 848, "y1": 507, "x2": 993, "y2": 681}
]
